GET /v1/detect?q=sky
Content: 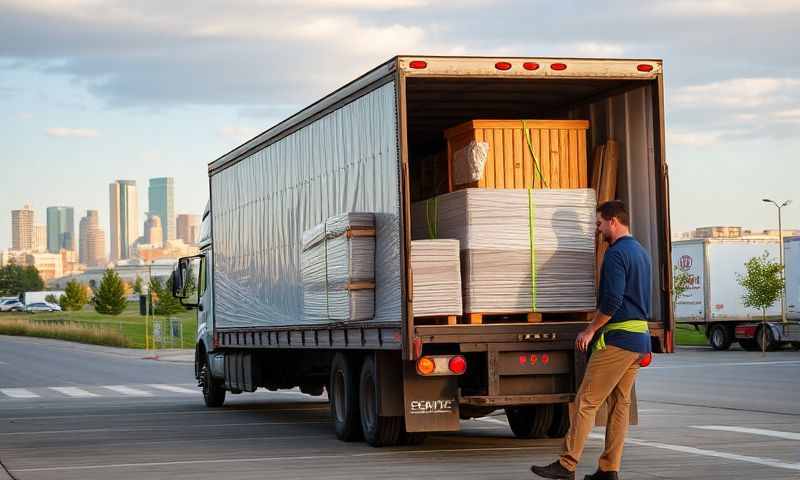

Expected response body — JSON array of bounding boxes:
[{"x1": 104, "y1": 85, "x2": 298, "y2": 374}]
[{"x1": 1, "y1": 0, "x2": 799, "y2": 252}]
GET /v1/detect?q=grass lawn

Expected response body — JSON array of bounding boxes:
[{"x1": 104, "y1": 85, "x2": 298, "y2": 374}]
[
  {"x1": 0, "y1": 303, "x2": 196, "y2": 349},
  {"x1": 674, "y1": 323, "x2": 709, "y2": 347}
]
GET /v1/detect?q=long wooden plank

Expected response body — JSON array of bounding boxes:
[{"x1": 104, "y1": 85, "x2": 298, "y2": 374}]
[
  {"x1": 578, "y1": 130, "x2": 588, "y2": 187},
  {"x1": 569, "y1": 129, "x2": 579, "y2": 188},
  {"x1": 550, "y1": 129, "x2": 560, "y2": 187},
  {"x1": 475, "y1": 128, "x2": 486, "y2": 188},
  {"x1": 484, "y1": 128, "x2": 496, "y2": 188},
  {"x1": 494, "y1": 128, "x2": 505, "y2": 188},
  {"x1": 559, "y1": 129, "x2": 570, "y2": 189},
  {"x1": 522, "y1": 126, "x2": 534, "y2": 189},
  {"x1": 540, "y1": 129, "x2": 551, "y2": 188},
  {"x1": 513, "y1": 128, "x2": 524, "y2": 188}
]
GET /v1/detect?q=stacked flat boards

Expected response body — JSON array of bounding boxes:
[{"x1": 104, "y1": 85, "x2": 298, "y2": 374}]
[
  {"x1": 411, "y1": 240, "x2": 463, "y2": 318},
  {"x1": 412, "y1": 188, "x2": 596, "y2": 315},
  {"x1": 302, "y1": 213, "x2": 375, "y2": 321}
]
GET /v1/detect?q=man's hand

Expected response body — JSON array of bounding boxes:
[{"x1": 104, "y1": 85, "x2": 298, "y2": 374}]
[{"x1": 575, "y1": 327, "x2": 596, "y2": 352}]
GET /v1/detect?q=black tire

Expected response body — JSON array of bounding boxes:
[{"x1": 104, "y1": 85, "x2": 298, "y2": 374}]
[
  {"x1": 330, "y1": 353, "x2": 363, "y2": 442},
  {"x1": 548, "y1": 403, "x2": 571, "y2": 438},
  {"x1": 756, "y1": 326, "x2": 778, "y2": 352},
  {"x1": 790, "y1": 342, "x2": 800, "y2": 351},
  {"x1": 739, "y1": 338, "x2": 760, "y2": 351},
  {"x1": 505, "y1": 405, "x2": 554, "y2": 439},
  {"x1": 708, "y1": 325, "x2": 733, "y2": 351},
  {"x1": 199, "y1": 363, "x2": 226, "y2": 408},
  {"x1": 359, "y1": 355, "x2": 403, "y2": 447}
]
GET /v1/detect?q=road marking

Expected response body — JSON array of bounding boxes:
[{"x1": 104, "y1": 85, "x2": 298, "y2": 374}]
[
  {"x1": 103, "y1": 386, "x2": 153, "y2": 396},
  {"x1": 692, "y1": 425, "x2": 800, "y2": 441},
  {"x1": 588, "y1": 433, "x2": 800, "y2": 471},
  {"x1": 649, "y1": 360, "x2": 800, "y2": 369},
  {"x1": 147, "y1": 384, "x2": 198, "y2": 394},
  {"x1": 0, "y1": 388, "x2": 39, "y2": 399},
  {"x1": 0, "y1": 420, "x2": 329, "y2": 436},
  {"x1": 49, "y1": 387, "x2": 99, "y2": 398}
]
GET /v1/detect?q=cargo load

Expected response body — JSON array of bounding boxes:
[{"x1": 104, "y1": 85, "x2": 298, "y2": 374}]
[
  {"x1": 412, "y1": 188, "x2": 597, "y2": 316},
  {"x1": 302, "y1": 213, "x2": 376, "y2": 322},
  {"x1": 410, "y1": 239, "x2": 463, "y2": 318}
]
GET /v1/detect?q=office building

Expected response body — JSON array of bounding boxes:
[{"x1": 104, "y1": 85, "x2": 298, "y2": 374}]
[{"x1": 109, "y1": 180, "x2": 139, "y2": 261}]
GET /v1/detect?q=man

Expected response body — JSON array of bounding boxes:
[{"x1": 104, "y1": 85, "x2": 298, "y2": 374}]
[{"x1": 532, "y1": 200, "x2": 652, "y2": 480}]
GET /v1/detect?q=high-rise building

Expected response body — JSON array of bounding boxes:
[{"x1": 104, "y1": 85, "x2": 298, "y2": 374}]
[
  {"x1": 148, "y1": 177, "x2": 175, "y2": 245},
  {"x1": 176, "y1": 214, "x2": 201, "y2": 245},
  {"x1": 33, "y1": 224, "x2": 47, "y2": 252},
  {"x1": 11, "y1": 204, "x2": 34, "y2": 251},
  {"x1": 46, "y1": 206, "x2": 75, "y2": 253},
  {"x1": 109, "y1": 180, "x2": 139, "y2": 261},
  {"x1": 24, "y1": 252, "x2": 63, "y2": 282},
  {"x1": 143, "y1": 213, "x2": 163, "y2": 246},
  {"x1": 79, "y1": 210, "x2": 106, "y2": 267}
]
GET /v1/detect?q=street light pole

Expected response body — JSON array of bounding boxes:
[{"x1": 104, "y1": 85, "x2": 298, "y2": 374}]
[{"x1": 762, "y1": 198, "x2": 791, "y2": 324}]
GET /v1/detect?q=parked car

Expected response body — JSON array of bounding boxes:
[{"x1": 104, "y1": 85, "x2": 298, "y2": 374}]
[
  {"x1": 0, "y1": 299, "x2": 24, "y2": 312},
  {"x1": 25, "y1": 302, "x2": 61, "y2": 313}
]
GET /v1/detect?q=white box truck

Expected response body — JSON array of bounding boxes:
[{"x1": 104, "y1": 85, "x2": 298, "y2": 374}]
[
  {"x1": 673, "y1": 239, "x2": 800, "y2": 350},
  {"x1": 170, "y1": 55, "x2": 674, "y2": 447}
]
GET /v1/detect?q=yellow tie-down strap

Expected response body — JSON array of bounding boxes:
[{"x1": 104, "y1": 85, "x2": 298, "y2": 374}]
[{"x1": 593, "y1": 320, "x2": 649, "y2": 352}]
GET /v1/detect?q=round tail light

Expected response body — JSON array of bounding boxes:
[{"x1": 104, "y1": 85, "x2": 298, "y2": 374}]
[
  {"x1": 448, "y1": 355, "x2": 467, "y2": 375},
  {"x1": 416, "y1": 356, "x2": 435, "y2": 375}
]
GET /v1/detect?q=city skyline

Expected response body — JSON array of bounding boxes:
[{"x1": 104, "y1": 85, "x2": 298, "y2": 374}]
[{"x1": 148, "y1": 177, "x2": 175, "y2": 245}]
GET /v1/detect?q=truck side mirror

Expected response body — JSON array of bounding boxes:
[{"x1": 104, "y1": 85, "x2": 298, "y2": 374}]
[{"x1": 171, "y1": 267, "x2": 185, "y2": 298}]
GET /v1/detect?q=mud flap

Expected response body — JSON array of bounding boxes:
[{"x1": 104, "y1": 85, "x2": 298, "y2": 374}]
[{"x1": 402, "y1": 360, "x2": 460, "y2": 433}]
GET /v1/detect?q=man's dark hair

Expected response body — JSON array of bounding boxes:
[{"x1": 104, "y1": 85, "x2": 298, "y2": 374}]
[{"x1": 596, "y1": 200, "x2": 630, "y2": 226}]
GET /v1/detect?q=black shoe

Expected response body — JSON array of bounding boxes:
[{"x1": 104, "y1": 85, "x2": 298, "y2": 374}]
[
  {"x1": 584, "y1": 470, "x2": 619, "y2": 480},
  {"x1": 531, "y1": 461, "x2": 575, "y2": 479}
]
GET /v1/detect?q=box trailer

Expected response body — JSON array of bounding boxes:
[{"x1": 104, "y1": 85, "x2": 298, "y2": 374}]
[
  {"x1": 172, "y1": 56, "x2": 674, "y2": 446},
  {"x1": 673, "y1": 238, "x2": 800, "y2": 350}
]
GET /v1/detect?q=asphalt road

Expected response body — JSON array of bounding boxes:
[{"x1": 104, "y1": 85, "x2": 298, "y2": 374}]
[{"x1": 0, "y1": 335, "x2": 798, "y2": 480}]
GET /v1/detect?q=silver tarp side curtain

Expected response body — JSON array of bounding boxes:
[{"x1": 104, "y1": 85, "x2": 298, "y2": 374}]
[{"x1": 211, "y1": 82, "x2": 402, "y2": 328}]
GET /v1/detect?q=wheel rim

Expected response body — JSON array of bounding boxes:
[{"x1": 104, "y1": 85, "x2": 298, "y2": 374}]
[
  {"x1": 361, "y1": 372, "x2": 376, "y2": 433},
  {"x1": 200, "y1": 365, "x2": 210, "y2": 399},
  {"x1": 333, "y1": 369, "x2": 346, "y2": 422},
  {"x1": 712, "y1": 328, "x2": 724, "y2": 347}
]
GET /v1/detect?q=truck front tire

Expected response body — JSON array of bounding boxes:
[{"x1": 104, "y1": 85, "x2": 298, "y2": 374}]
[
  {"x1": 359, "y1": 355, "x2": 403, "y2": 447},
  {"x1": 505, "y1": 405, "x2": 554, "y2": 438},
  {"x1": 709, "y1": 325, "x2": 733, "y2": 351},
  {"x1": 548, "y1": 403, "x2": 571, "y2": 438},
  {"x1": 330, "y1": 353, "x2": 363, "y2": 442},
  {"x1": 200, "y1": 363, "x2": 226, "y2": 408}
]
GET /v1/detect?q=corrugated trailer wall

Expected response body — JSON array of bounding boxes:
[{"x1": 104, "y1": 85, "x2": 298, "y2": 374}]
[{"x1": 211, "y1": 82, "x2": 403, "y2": 328}]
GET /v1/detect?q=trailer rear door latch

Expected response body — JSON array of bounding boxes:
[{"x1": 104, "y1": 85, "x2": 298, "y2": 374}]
[{"x1": 517, "y1": 332, "x2": 557, "y2": 342}]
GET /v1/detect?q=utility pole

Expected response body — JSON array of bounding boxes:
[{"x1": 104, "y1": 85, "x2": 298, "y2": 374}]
[{"x1": 762, "y1": 198, "x2": 791, "y2": 323}]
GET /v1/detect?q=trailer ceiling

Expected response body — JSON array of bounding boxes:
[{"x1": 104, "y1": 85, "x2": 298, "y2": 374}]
[{"x1": 405, "y1": 76, "x2": 648, "y2": 149}]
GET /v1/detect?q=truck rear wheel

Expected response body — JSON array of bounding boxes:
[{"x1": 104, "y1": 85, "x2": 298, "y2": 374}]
[
  {"x1": 330, "y1": 353, "x2": 362, "y2": 442},
  {"x1": 200, "y1": 363, "x2": 226, "y2": 408},
  {"x1": 548, "y1": 403, "x2": 571, "y2": 438},
  {"x1": 359, "y1": 355, "x2": 403, "y2": 447},
  {"x1": 756, "y1": 326, "x2": 778, "y2": 352},
  {"x1": 505, "y1": 405, "x2": 554, "y2": 439},
  {"x1": 709, "y1": 325, "x2": 733, "y2": 351}
]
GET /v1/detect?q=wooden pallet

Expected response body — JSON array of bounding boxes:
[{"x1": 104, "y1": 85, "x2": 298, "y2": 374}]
[{"x1": 415, "y1": 311, "x2": 595, "y2": 326}]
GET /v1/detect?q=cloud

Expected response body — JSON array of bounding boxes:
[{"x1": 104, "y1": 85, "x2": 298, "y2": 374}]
[
  {"x1": 16, "y1": 112, "x2": 33, "y2": 120},
  {"x1": 220, "y1": 126, "x2": 261, "y2": 142},
  {"x1": 667, "y1": 130, "x2": 725, "y2": 147},
  {"x1": 45, "y1": 127, "x2": 99, "y2": 137},
  {"x1": 652, "y1": 0, "x2": 800, "y2": 16},
  {"x1": 672, "y1": 78, "x2": 800, "y2": 109}
]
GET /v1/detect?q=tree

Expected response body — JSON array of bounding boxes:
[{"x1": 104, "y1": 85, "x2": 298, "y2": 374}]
[
  {"x1": 0, "y1": 263, "x2": 44, "y2": 296},
  {"x1": 94, "y1": 269, "x2": 127, "y2": 315},
  {"x1": 671, "y1": 265, "x2": 691, "y2": 315},
  {"x1": 132, "y1": 276, "x2": 144, "y2": 295},
  {"x1": 149, "y1": 277, "x2": 184, "y2": 316},
  {"x1": 60, "y1": 279, "x2": 90, "y2": 311},
  {"x1": 736, "y1": 251, "x2": 784, "y2": 322}
]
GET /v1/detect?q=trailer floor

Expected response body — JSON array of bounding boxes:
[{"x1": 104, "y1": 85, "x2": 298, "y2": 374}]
[{"x1": 0, "y1": 337, "x2": 798, "y2": 480}]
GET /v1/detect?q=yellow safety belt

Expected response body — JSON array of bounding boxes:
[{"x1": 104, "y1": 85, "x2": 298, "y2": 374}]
[{"x1": 593, "y1": 320, "x2": 649, "y2": 352}]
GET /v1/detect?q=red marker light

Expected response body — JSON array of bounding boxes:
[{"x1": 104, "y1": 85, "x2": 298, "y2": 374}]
[
  {"x1": 637, "y1": 64, "x2": 653, "y2": 72},
  {"x1": 495, "y1": 61, "x2": 512, "y2": 71},
  {"x1": 519, "y1": 355, "x2": 527, "y2": 365},
  {"x1": 541, "y1": 353, "x2": 550, "y2": 364},
  {"x1": 409, "y1": 60, "x2": 427, "y2": 69},
  {"x1": 550, "y1": 63, "x2": 567, "y2": 71},
  {"x1": 530, "y1": 354, "x2": 538, "y2": 365},
  {"x1": 449, "y1": 356, "x2": 467, "y2": 375},
  {"x1": 523, "y1": 62, "x2": 540, "y2": 71}
]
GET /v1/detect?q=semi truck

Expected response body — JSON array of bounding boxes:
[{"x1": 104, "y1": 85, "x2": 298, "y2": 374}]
[
  {"x1": 672, "y1": 238, "x2": 800, "y2": 350},
  {"x1": 171, "y1": 55, "x2": 674, "y2": 446}
]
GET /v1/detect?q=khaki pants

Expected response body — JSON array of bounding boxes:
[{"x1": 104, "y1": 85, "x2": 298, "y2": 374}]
[{"x1": 560, "y1": 345, "x2": 640, "y2": 472}]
